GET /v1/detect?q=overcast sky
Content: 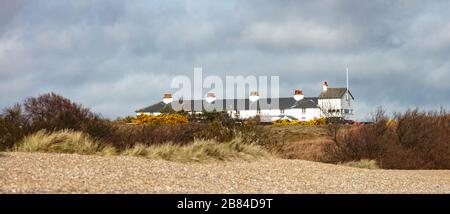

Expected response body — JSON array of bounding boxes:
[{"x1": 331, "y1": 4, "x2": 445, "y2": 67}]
[{"x1": 1, "y1": 0, "x2": 449, "y2": 120}]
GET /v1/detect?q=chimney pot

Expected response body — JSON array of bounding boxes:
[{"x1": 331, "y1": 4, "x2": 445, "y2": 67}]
[
  {"x1": 206, "y1": 92, "x2": 216, "y2": 103},
  {"x1": 322, "y1": 81, "x2": 329, "y2": 92},
  {"x1": 249, "y1": 91, "x2": 260, "y2": 102},
  {"x1": 294, "y1": 89, "x2": 304, "y2": 101},
  {"x1": 163, "y1": 93, "x2": 173, "y2": 104}
]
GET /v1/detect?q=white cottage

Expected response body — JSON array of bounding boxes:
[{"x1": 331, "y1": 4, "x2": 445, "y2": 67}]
[
  {"x1": 317, "y1": 81, "x2": 355, "y2": 119},
  {"x1": 136, "y1": 81, "x2": 354, "y2": 122}
]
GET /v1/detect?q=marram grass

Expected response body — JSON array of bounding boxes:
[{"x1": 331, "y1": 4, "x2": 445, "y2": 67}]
[
  {"x1": 341, "y1": 159, "x2": 380, "y2": 169},
  {"x1": 122, "y1": 139, "x2": 271, "y2": 162},
  {"x1": 14, "y1": 129, "x2": 101, "y2": 155},
  {"x1": 14, "y1": 130, "x2": 269, "y2": 162}
]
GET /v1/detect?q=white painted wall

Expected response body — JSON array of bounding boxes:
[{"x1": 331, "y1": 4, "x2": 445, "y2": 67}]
[
  {"x1": 285, "y1": 108, "x2": 321, "y2": 121},
  {"x1": 138, "y1": 92, "x2": 355, "y2": 121},
  {"x1": 138, "y1": 108, "x2": 323, "y2": 121},
  {"x1": 237, "y1": 108, "x2": 321, "y2": 121},
  {"x1": 136, "y1": 112, "x2": 160, "y2": 116},
  {"x1": 238, "y1": 110, "x2": 258, "y2": 119},
  {"x1": 318, "y1": 93, "x2": 354, "y2": 119},
  {"x1": 341, "y1": 92, "x2": 354, "y2": 119},
  {"x1": 260, "y1": 109, "x2": 282, "y2": 116},
  {"x1": 318, "y1": 98, "x2": 341, "y2": 117}
]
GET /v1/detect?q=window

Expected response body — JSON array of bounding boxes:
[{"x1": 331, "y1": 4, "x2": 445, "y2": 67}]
[
  {"x1": 302, "y1": 108, "x2": 306, "y2": 114},
  {"x1": 344, "y1": 109, "x2": 350, "y2": 114},
  {"x1": 281, "y1": 109, "x2": 285, "y2": 114}
]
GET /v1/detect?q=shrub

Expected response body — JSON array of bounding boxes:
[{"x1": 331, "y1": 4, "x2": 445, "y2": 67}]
[
  {"x1": 236, "y1": 123, "x2": 280, "y2": 151},
  {"x1": 1, "y1": 93, "x2": 276, "y2": 156},
  {"x1": 324, "y1": 108, "x2": 450, "y2": 169},
  {"x1": 14, "y1": 129, "x2": 102, "y2": 155},
  {"x1": 278, "y1": 138, "x2": 331, "y2": 161},
  {"x1": 86, "y1": 123, "x2": 205, "y2": 149},
  {"x1": 1, "y1": 93, "x2": 101, "y2": 151},
  {"x1": 132, "y1": 114, "x2": 188, "y2": 125},
  {"x1": 301, "y1": 117, "x2": 327, "y2": 126},
  {"x1": 124, "y1": 116, "x2": 134, "y2": 123},
  {"x1": 384, "y1": 109, "x2": 450, "y2": 169},
  {"x1": 80, "y1": 118, "x2": 118, "y2": 145},
  {"x1": 113, "y1": 116, "x2": 134, "y2": 124},
  {"x1": 191, "y1": 111, "x2": 235, "y2": 125},
  {"x1": 273, "y1": 118, "x2": 326, "y2": 126},
  {"x1": 0, "y1": 104, "x2": 32, "y2": 151},
  {"x1": 273, "y1": 119, "x2": 298, "y2": 125},
  {"x1": 324, "y1": 123, "x2": 391, "y2": 162},
  {"x1": 194, "y1": 120, "x2": 234, "y2": 142},
  {"x1": 23, "y1": 92, "x2": 97, "y2": 132}
]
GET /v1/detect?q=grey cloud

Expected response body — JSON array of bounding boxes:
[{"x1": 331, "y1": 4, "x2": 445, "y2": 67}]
[{"x1": 0, "y1": 0, "x2": 449, "y2": 120}]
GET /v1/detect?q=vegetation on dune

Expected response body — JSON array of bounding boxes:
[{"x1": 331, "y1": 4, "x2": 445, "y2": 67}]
[
  {"x1": 13, "y1": 129, "x2": 268, "y2": 162},
  {"x1": 266, "y1": 108, "x2": 450, "y2": 170},
  {"x1": 123, "y1": 139, "x2": 270, "y2": 162},
  {"x1": 132, "y1": 114, "x2": 188, "y2": 125},
  {"x1": 1, "y1": 93, "x2": 276, "y2": 162},
  {"x1": 14, "y1": 129, "x2": 103, "y2": 155},
  {"x1": 2, "y1": 92, "x2": 450, "y2": 169},
  {"x1": 0, "y1": 93, "x2": 98, "y2": 151},
  {"x1": 273, "y1": 117, "x2": 326, "y2": 126},
  {"x1": 341, "y1": 159, "x2": 379, "y2": 169},
  {"x1": 277, "y1": 138, "x2": 331, "y2": 161},
  {"x1": 324, "y1": 108, "x2": 450, "y2": 169}
]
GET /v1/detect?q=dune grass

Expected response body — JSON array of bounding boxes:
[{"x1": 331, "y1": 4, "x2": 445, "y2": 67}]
[
  {"x1": 14, "y1": 130, "x2": 103, "y2": 155},
  {"x1": 13, "y1": 130, "x2": 269, "y2": 162},
  {"x1": 341, "y1": 159, "x2": 380, "y2": 169},
  {"x1": 122, "y1": 139, "x2": 270, "y2": 162}
]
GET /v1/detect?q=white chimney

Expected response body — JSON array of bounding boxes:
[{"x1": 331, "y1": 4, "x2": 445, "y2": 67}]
[
  {"x1": 294, "y1": 89, "x2": 304, "y2": 101},
  {"x1": 249, "y1": 91, "x2": 260, "y2": 102},
  {"x1": 205, "y1": 92, "x2": 216, "y2": 103},
  {"x1": 322, "y1": 81, "x2": 329, "y2": 92},
  {"x1": 162, "y1": 93, "x2": 173, "y2": 104}
]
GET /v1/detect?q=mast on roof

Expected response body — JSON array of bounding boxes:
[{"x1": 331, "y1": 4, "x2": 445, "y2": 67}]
[{"x1": 346, "y1": 67, "x2": 349, "y2": 101}]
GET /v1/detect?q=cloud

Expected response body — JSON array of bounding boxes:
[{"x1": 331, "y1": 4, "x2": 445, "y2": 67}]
[
  {"x1": 241, "y1": 21, "x2": 360, "y2": 50},
  {"x1": 0, "y1": 0, "x2": 449, "y2": 120}
]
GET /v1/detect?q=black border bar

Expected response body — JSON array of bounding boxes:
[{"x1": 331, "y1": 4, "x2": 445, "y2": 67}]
[{"x1": 1, "y1": 194, "x2": 450, "y2": 212}]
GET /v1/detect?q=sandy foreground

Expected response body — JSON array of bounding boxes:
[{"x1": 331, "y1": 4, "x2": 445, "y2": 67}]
[{"x1": 1, "y1": 152, "x2": 450, "y2": 193}]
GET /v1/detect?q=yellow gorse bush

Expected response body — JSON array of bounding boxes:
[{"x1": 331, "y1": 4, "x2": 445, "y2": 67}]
[
  {"x1": 387, "y1": 119, "x2": 397, "y2": 127},
  {"x1": 273, "y1": 119, "x2": 300, "y2": 126},
  {"x1": 273, "y1": 117, "x2": 326, "y2": 126},
  {"x1": 304, "y1": 117, "x2": 326, "y2": 126},
  {"x1": 132, "y1": 114, "x2": 188, "y2": 125}
]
